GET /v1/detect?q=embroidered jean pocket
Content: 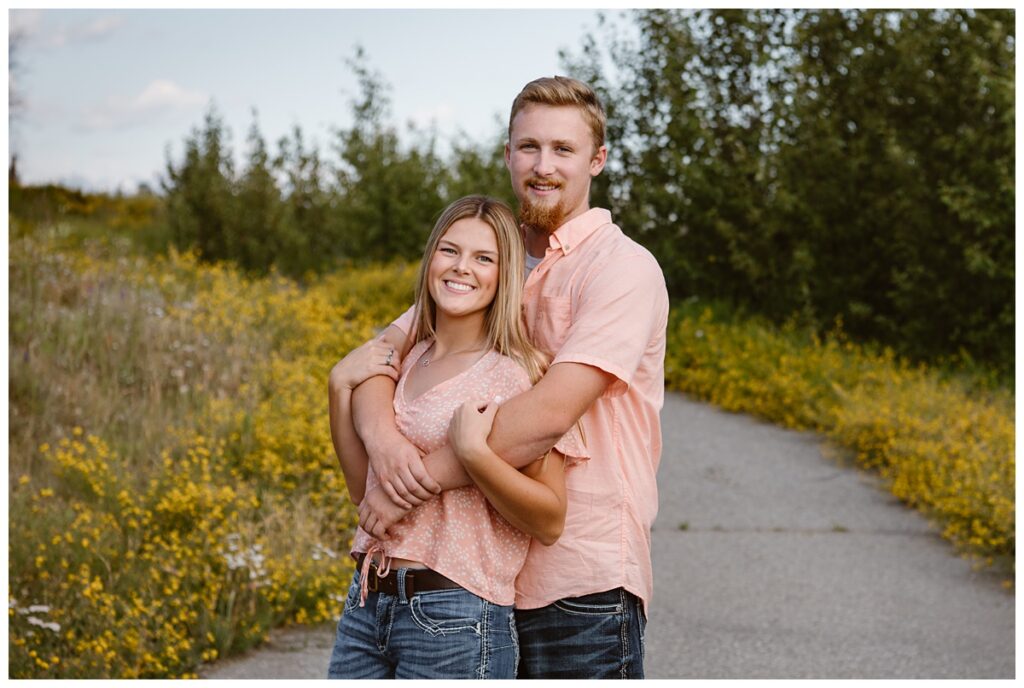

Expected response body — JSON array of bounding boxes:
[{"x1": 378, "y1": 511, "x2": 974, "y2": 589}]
[
  {"x1": 531, "y1": 295, "x2": 572, "y2": 355},
  {"x1": 409, "y1": 589, "x2": 482, "y2": 637},
  {"x1": 342, "y1": 573, "x2": 361, "y2": 614},
  {"x1": 552, "y1": 591, "x2": 623, "y2": 616}
]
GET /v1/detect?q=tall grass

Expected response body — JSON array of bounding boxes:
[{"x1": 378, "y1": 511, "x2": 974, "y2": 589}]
[{"x1": 8, "y1": 217, "x2": 417, "y2": 678}]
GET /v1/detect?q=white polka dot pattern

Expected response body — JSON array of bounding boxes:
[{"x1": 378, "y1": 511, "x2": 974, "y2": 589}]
[{"x1": 352, "y1": 339, "x2": 535, "y2": 606}]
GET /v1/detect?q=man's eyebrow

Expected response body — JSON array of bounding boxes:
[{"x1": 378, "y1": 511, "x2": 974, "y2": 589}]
[{"x1": 515, "y1": 136, "x2": 580, "y2": 148}]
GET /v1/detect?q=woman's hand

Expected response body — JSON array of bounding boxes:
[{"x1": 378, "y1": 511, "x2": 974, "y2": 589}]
[
  {"x1": 448, "y1": 398, "x2": 500, "y2": 467},
  {"x1": 329, "y1": 339, "x2": 400, "y2": 393},
  {"x1": 358, "y1": 486, "x2": 412, "y2": 539}
]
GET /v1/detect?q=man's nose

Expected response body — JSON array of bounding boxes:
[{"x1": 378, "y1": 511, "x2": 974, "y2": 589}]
[{"x1": 533, "y1": 149, "x2": 556, "y2": 176}]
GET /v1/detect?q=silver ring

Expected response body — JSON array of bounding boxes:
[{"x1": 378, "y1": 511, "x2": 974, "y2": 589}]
[{"x1": 385, "y1": 349, "x2": 394, "y2": 366}]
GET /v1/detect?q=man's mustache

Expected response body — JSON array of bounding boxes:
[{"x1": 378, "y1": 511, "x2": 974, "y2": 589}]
[{"x1": 524, "y1": 178, "x2": 564, "y2": 189}]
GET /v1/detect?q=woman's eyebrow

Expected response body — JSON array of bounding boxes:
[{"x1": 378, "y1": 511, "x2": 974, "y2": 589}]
[{"x1": 439, "y1": 238, "x2": 496, "y2": 256}]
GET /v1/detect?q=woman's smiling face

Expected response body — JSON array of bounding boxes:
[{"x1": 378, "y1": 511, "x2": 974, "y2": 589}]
[{"x1": 427, "y1": 217, "x2": 500, "y2": 321}]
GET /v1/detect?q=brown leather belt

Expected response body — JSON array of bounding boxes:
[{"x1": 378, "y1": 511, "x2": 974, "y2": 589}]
[{"x1": 354, "y1": 553, "x2": 463, "y2": 597}]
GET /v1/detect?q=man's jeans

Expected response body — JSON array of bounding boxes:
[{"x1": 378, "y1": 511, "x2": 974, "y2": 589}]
[
  {"x1": 326, "y1": 568, "x2": 518, "y2": 679},
  {"x1": 515, "y1": 587, "x2": 646, "y2": 679}
]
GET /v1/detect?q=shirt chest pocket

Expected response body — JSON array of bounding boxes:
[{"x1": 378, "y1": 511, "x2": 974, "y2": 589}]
[{"x1": 530, "y1": 295, "x2": 572, "y2": 356}]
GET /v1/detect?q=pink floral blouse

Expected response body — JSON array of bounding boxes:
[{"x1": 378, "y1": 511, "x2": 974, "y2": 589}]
[{"x1": 352, "y1": 339, "x2": 584, "y2": 606}]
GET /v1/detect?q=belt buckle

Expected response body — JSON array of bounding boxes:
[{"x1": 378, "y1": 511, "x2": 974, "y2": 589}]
[{"x1": 367, "y1": 568, "x2": 380, "y2": 593}]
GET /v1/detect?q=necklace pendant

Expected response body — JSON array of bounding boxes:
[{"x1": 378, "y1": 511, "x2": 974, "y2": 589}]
[{"x1": 421, "y1": 358, "x2": 430, "y2": 367}]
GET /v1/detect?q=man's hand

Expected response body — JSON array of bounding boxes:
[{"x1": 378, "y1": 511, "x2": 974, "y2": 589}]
[
  {"x1": 448, "y1": 398, "x2": 500, "y2": 467},
  {"x1": 365, "y1": 432, "x2": 440, "y2": 509},
  {"x1": 358, "y1": 485, "x2": 413, "y2": 540}
]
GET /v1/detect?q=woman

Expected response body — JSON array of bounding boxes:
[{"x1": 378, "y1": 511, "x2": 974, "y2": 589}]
[{"x1": 326, "y1": 195, "x2": 583, "y2": 679}]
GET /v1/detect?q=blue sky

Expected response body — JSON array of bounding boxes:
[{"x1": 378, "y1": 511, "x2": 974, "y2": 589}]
[{"x1": 8, "y1": 8, "x2": 613, "y2": 192}]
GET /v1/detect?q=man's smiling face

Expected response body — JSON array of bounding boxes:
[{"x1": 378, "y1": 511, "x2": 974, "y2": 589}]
[{"x1": 505, "y1": 104, "x2": 607, "y2": 235}]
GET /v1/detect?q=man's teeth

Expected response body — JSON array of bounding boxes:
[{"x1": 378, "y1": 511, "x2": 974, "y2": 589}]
[{"x1": 445, "y1": 281, "x2": 474, "y2": 292}]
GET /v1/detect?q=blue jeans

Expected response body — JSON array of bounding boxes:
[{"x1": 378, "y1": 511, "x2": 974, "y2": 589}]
[
  {"x1": 515, "y1": 588, "x2": 646, "y2": 679},
  {"x1": 326, "y1": 568, "x2": 518, "y2": 679}
]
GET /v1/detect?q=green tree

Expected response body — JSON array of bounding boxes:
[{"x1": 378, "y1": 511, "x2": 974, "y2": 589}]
[
  {"x1": 163, "y1": 107, "x2": 236, "y2": 263},
  {"x1": 275, "y1": 125, "x2": 331, "y2": 277},
  {"x1": 443, "y1": 127, "x2": 515, "y2": 207},
  {"x1": 331, "y1": 48, "x2": 448, "y2": 262},
  {"x1": 232, "y1": 112, "x2": 287, "y2": 274},
  {"x1": 567, "y1": 9, "x2": 1014, "y2": 371}
]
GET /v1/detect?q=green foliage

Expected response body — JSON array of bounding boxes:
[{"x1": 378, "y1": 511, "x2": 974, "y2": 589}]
[
  {"x1": 163, "y1": 108, "x2": 236, "y2": 264},
  {"x1": 567, "y1": 9, "x2": 1014, "y2": 374},
  {"x1": 330, "y1": 48, "x2": 449, "y2": 262},
  {"x1": 160, "y1": 48, "x2": 479, "y2": 278},
  {"x1": 9, "y1": 182, "x2": 169, "y2": 254}
]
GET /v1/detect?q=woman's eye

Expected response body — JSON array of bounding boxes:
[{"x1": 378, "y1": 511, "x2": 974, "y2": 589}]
[
  {"x1": 478, "y1": 255, "x2": 494, "y2": 263},
  {"x1": 440, "y1": 247, "x2": 456, "y2": 255}
]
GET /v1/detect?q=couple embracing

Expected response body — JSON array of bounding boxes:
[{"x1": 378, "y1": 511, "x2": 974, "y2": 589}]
[{"x1": 327, "y1": 76, "x2": 668, "y2": 679}]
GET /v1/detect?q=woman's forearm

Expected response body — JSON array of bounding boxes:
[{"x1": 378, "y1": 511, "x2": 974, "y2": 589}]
[
  {"x1": 328, "y1": 385, "x2": 369, "y2": 504},
  {"x1": 461, "y1": 449, "x2": 566, "y2": 546}
]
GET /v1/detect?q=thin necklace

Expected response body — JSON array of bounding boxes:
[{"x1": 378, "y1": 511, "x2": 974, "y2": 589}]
[{"x1": 421, "y1": 340, "x2": 487, "y2": 367}]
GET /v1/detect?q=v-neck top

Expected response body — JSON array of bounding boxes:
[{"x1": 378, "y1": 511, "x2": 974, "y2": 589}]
[{"x1": 351, "y1": 339, "x2": 537, "y2": 605}]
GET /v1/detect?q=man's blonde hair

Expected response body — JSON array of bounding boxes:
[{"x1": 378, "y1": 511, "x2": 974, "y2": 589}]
[
  {"x1": 508, "y1": 76, "x2": 606, "y2": 153},
  {"x1": 412, "y1": 195, "x2": 548, "y2": 384}
]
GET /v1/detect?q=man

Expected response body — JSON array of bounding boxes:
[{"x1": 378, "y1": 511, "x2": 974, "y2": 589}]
[{"x1": 345, "y1": 76, "x2": 668, "y2": 679}]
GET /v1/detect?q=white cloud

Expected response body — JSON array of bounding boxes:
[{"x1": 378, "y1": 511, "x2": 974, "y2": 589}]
[{"x1": 79, "y1": 79, "x2": 207, "y2": 132}]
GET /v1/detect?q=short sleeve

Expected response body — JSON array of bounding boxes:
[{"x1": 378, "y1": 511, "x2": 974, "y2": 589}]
[
  {"x1": 553, "y1": 253, "x2": 668, "y2": 397},
  {"x1": 552, "y1": 423, "x2": 589, "y2": 468},
  {"x1": 390, "y1": 305, "x2": 416, "y2": 336},
  {"x1": 489, "y1": 356, "x2": 589, "y2": 467}
]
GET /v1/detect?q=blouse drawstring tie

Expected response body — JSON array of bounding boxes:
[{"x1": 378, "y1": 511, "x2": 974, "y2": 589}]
[{"x1": 358, "y1": 543, "x2": 391, "y2": 607}]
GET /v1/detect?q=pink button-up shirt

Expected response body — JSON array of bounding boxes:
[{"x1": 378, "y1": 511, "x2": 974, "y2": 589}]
[{"x1": 513, "y1": 208, "x2": 667, "y2": 613}]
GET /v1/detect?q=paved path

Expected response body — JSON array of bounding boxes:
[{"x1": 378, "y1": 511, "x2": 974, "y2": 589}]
[{"x1": 200, "y1": 392, "x2": 1014, "y2": 679}]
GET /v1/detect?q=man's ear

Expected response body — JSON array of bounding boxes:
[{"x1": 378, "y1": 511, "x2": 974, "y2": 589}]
[
  {"x1": 590, "y1": 145, "x2": 608, "y2": 176},
  {"x1": 504, "y1": 142, "x2": 512, "y2": 170}
]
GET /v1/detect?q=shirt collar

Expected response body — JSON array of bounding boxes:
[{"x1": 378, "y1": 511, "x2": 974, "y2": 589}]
[{"x1": 548, "y1": 207, "x2": 612, "y2": 256}]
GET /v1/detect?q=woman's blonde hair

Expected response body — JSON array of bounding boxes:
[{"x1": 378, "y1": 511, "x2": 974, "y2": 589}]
[{"x1": 412, "y1": 195, "x2": 548, "y2": 383}]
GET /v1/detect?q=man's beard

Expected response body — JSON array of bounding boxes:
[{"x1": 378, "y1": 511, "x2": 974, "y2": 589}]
[{"x1": 519, "y1": 193, "x2": 568, "y2": 235}]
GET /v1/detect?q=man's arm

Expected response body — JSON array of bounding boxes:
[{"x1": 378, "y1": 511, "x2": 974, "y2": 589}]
[
  {"x1": 357, "y1": 361, "x2": 612, "y2": 539},
  {"x1": 433, "y1": 361, "x2": 612, "y2": 485},
  {"x1": 350, "y1": 324, "x2": 441, "y2": 509}
]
